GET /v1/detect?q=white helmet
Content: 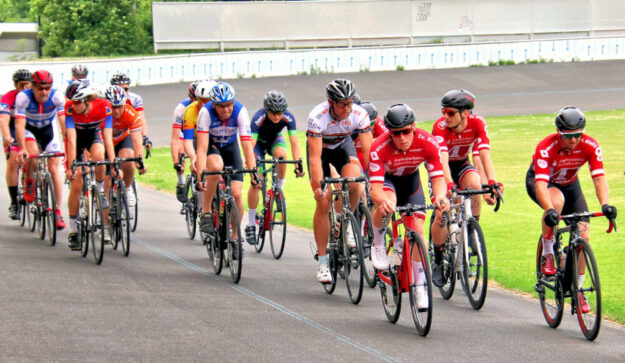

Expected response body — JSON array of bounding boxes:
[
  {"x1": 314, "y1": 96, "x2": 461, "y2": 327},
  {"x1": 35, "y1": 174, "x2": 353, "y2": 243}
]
[
  {"x1": 195, "y1": 80, "x2": 216, "y2": 99},
  {"x1": 65, "y1": 79, "x2": 97, "y2": 101}
]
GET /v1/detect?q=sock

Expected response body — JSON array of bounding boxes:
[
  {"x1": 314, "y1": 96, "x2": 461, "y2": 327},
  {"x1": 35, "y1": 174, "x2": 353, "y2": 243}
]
[
  {"x1": 177, "y1": 174, "x2": 184, "y2": 185},
  {"x1": 413, "y1": 262, "x2": 425, "y2": 285},
  {"x1": 373, "y1": 225, "x2": 386, "y2": 248},
  {"x1": 8, "y1": 186, "x2": 18, "y2": 205},
  {"x1": 277, "y1": 178, "x2": 285, "y2": 189},
  {"x1": 248, "y1": 209, "x2": 256, "y2": 226},
  {"x1": 318, "y1": 254, "x2": 329, "y2": 265},
  {"x1": 69, "y1": 216, "x2": 78, "y2": 233},
  {"x1": 542, "y1": 236, "x2": 554, "y2": 255},
  {"x1": 578, "y1": 274, "x2": 585, "y2": 289}
]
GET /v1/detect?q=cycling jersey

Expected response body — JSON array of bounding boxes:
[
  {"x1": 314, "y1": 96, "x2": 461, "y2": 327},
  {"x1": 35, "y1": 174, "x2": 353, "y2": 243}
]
[
  {"x1": 306, "y1": 101, "x2": 370, "y2": 149},
  {"x1": 182, "y1": 100, "x2": 204, "y2": 140},
  {"x1": 530, "y1": 133, "x2": 604, "y2": 186},
  {"x1": 173, "y1": 98, "x2": 193, "y2": 130},
  {"x1": 0, "y1": 89, "x2": 20, "y2": 134},
  {"x1": 196, "y1": 100, "x2": 251, "y2": 147},
  {"x1": 14, "y1": 89, "x2": 65, "y2": 129},
  {"x1": 369, "y1": 128, "x2": 444, "y2": 184},
  {"x1": 352, "y1": 116, "x2": 387, "y2": 149},
  {"x1": 106, "y1": 104, "x2": 141, "y2": 146},
  {"x1": 126, "y1": 91, "x2": 144, "y2": 112},
  {"x1": 250, "y1": 108, "x2": 297, "y2": 144},
  {"x1": 432, "y1": 114, "x2": 490, "y2": 162},
  {"x1": 66, "y1": 98, "x2": 113, "y2": 130}
]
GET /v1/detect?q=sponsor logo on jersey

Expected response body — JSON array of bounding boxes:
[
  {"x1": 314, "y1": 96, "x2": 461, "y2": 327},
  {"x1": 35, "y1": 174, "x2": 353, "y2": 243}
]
[
  {"x1": 537, "y1": 159, "x2": 548, "y2": 169},
  {"x1": 369, "y1": 163, "x2": 380, "y2": 172}
]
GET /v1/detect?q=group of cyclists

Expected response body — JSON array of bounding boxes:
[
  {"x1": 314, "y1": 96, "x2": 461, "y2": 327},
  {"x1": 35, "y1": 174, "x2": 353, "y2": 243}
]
[{"x1": 2, "y1": 68, "x2": 618, "y2": 328}]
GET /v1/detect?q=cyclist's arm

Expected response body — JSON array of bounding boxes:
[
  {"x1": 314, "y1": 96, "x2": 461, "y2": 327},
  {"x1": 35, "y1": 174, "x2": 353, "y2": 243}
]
[
  {"x1": 170, "y1": 128, "x2": 182, "y2": 164},
  {"x1": 130, "y1": 129, "x2": 144, "y2": 160},
  {"x1": 102, "y1": 129, "x2": 115, "y2": 163},
  {"x1": 14, "y1": 116, "x2": 26, "y2": 151},
  {"x1": 308, "y1": 135, "x2": 322, "y2": 190},
  {"x1": 592, "y1": 175, "x2": 610, "y2": 206},
  {"x1": 439, "y1": 151, "x2": 454, "y2": 186},
  {"x1": 237, "y1": 107, "x2": 255, "y2": 170},
  {"x1": 183, "y1": 139, "x2": 196, "y2": 166},
  {"x1": 57, "y1": 114, "x2": 66, "y2": 140},
  {"x1": 138, "y1": 110, "x2": 148, "y2": 137},
  {"x1": 357, "y1": 130, "x2": 372, "y2": 170},
  {"x1": 241, "y1": 138, "x2": 255, "y2": 170},
  {"x1": 535, "y1": 180, "x2": 553, "y2": 211},
  {"x1": 196, "y1": 132, "x2": 208, "y2": 179},
  {"x1": 288, "y1": 133, "x2": 301, "y2": 161},
  {"x1": 478, "y1": 148, "x2": 497, "y2": 183},
  {"x1": 0, "y1": 114, "x2": 10, "y2": 144},
  {"x1": 66, "y1": 127, "x2": 77, "y2": 168}
]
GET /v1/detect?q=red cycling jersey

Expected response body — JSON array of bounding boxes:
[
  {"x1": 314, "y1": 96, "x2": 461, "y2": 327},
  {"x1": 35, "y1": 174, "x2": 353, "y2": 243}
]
[
  {"x1": 368, "y1": 127, "x2": 444, "y2": 184},
  {"x1": 531, "y1": 133, "x2": 604, "y2": 186},
  {"x1": 65, "y1": 98, "x2": 112, "y2": 130},
  {"x1": 432, "y1": 114, "x2": 490, "y2": 161}
]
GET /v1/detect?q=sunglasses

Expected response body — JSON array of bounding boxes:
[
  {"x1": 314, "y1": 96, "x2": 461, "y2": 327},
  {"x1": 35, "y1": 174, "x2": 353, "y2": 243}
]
[
  {"x1": 390, "y1": 128, "x2": 413, "y2": 136},
  {"x1": 121, "y1": 87, "x2": 130, "y2": 91},
  {"x1": 559, "y1": 132, "x2": 583, "y2": 139},
  {"x1": 442, "y1": 109, "x2": 458, "y2": 117},
  {"x1": 35, "y1": 86, "x2": 52, "y2": 91},
  {"x1": 72, "y1": 99, "x2": 86, "y2": 105}
]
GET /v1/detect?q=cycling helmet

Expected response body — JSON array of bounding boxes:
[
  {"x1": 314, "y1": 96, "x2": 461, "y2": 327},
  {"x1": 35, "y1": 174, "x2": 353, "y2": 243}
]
[
  {"x1": 384, "y1": 103, "x2": 415, "y2": 129},
  {"x1": 188, "y1": 81, "x2": 200, "y2": 99},
  {"x1": 440, "y1": 89, "x2": 475, "y2": 110},
  {"x1": 195, "y1": 80, "x2": 216, "y2": 99},
  {"x1": 353, "y1": 92, "x2": 362, "y2": 105},
  {"x1": 66, "y1": 79, "x2": 96, "y2": 101},
  {"x1": 326, "y1": 79, "x2": 355, "y2": 101},
  {"x1": 210, "y1": 82, "x2": 236, "y2": 103},
  {"x1": 360, "y1": 101, "x2": 378, "y2": 121},
  {"x1": 110, "y1": 72, "x2": 131, "y2": 85},
  {"x1": 555, "y1": 106, "x2": 586, "y2": 130},
  {"x1": 31, "y1": 70, "x2": 53, "y2": 85},
  {"x1": 12, "y1": 69, "x2": 32, "y2": 83},
  {"x1": 71, "y1": 65, "x2": 88, "y2": 77},
  {"x1": 105, "y1": 85, "x2": 128, "y2": 106},
  {"x1": 263, "y1": 90, "x2": 288, "y2": 113}
]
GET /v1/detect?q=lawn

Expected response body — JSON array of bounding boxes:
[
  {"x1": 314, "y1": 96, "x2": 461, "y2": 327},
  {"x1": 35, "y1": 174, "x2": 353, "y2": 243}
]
[{"x1": 137, "y1": 109, "x2": 625, "y2": 323}]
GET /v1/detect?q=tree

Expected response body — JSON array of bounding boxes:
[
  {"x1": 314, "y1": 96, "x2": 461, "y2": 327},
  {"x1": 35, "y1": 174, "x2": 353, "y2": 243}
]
[
  {"x1": 0, "y1": 0, "x2": 33, "y2": 22},
  {"x1": 30, "y1": 0, "x2": 152, "y2": 57}
]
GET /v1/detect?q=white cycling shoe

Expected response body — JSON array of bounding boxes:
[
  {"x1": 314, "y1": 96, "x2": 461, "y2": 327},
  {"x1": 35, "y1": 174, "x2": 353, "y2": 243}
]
[
  {"x1": 371, "y1": 245, "x2": 390, "y2": 270},
  {"x1": 316, "y1": 263, "x2": 332, "y2": 284}
]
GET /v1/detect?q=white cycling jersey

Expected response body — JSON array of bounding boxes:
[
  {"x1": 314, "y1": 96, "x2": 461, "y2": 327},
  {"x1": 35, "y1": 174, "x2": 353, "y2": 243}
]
[{"x1": 306, "y1": 101, "x2": 370, "y2": 150}]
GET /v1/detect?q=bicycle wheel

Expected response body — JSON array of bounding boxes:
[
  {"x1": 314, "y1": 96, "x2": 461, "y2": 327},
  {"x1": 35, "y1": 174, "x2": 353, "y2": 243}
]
[
  {"x1": 269, "y1": 188, "x2": 287, "y2": 259},
  {"x1": 29, "y1": 200, "x2": 37, "y2": 232},
  {"x1": 255, "y1": 211, "x2": 266, "y2": 253},
  {"x1": 80, "y1": 193, "x2": 90, "y2": 258},
  {"x1": 184, "y1": 175, "x2": 197, "y2": 240},
  {"x1": 437, "y1": 239, "x2": 457, "y2": 300},
  {"x1": 379, "y1": 268, "x2": 401, "y2": 323},
  {"x1": 461, "y1": 218, "x2": 488, "y2": 310},
  {"x1": 571, "y1": 238, "x2": 601, "y2": 341},
  {"x1": 535, "y1": 236, "x2": 564, "y2": 328},
  {"x1": 19, "y1": 198, "x2": 27, "y2": 227},
  {"x1": 43, "y1": 174, "x2": 57, "y2": 246},
  {"x1": 36, "y1": 179, "x2": 46, "y2": 241},
  {"x1": 109, "y1": 186, "x2": 119, "y2": 250},
  {"x1": 343, "y1": 213, "x2": 364, "y2": 304},
  {"x1": 408, "y1": 232, "x2": 433, "y2": 337},
  {"x1": 130, "y1": 180, "x2": 138, "y2": 232},
  {"x1": 117, "y1": 185, "x2": 131, "y2": 257},
  {"x1": 323, "y1": 245, "x2": 338, "y2": 294},
  {"x1": 90, "y1": 188, "x2": 105, "y2": 265},
  {"x1": 357, "y1": 203, "x2": 377, "y2": 288},
  {"x1": 226, "y1": 201, "x2": 243, "y2": 283},
  {"x1": 206, "y1": 196, "x2": 223, "y2": 275}
]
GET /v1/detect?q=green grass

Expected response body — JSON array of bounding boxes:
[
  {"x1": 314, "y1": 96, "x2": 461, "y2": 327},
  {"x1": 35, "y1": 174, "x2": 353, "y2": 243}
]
[{"x1": 138, "y1": 109, "x2": 625, "y2": 324}]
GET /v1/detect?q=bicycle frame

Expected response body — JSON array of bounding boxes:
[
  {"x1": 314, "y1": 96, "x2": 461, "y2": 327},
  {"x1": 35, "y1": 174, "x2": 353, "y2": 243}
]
[
  {"x1": 257, "y1": 158, "x2": 301, "y2": 231},
  {"x1": 378, "y1": 213, "x2": 420, "y2": 293}
]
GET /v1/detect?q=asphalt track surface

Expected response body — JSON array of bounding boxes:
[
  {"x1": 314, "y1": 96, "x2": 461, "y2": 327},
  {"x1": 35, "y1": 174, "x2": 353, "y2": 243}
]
[{"x1": 2, "y1": 60, "x2": 625, "y2": 361}]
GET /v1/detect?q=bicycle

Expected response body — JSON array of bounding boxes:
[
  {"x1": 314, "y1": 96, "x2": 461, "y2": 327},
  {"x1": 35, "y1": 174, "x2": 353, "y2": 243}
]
[
  {"x1": 108, "y1": 157, "x2": 143, "y2": 257},
  {"x1": 534, "y1": 211, "x2": 616, "y2": 341},
  {"x1": 429, "y1": 184, "x2": 502, "y2": 310},
  {"x1": 353, "y1": 179, "x2": 378, "y2": 288},
  {"x1": 312, "y1": 176, "x2": 366, "y2": 304},
  {"x1": 201, "y1": 166, "x2": 257, "y2": 283},
  {"x1": 378, "y1": 203, "x2": 438, "y2": 337},
  {"x1": 27, "y1": 151, "x2": 64, "y2": 246},
  {"x1": 253, "y1": 157, "x2": 303, "y2": 259},
  {"x1": 177, "y1": 154, "x2": 199, "y2": 240},
  {"x1": 71, "y1": 160, "x2": 111, "y2": 265},
  {"x1": 129, "y1": 179, "x2": 139, "y2": 233},
  {"x1": 17, "y1": 165, "x2": 30, "y2": 229}
]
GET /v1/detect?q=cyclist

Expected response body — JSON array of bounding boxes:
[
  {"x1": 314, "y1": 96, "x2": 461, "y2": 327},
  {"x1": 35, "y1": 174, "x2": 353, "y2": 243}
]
[
  {"x1": 195, "y1": 82, "x2": 259, "y2": 259},
  {"x1": 353, "y1": 101, "x2": 387, "y2": 174},
  {"x1": 245, "y1": 90, "x2": 304, "y2": 245},
  {"x1": 526, "y1": 106, "x2": 616, "y2": 313},
  {"x1": 65, "y1": 80, "x2": 116, "y2": 248},
  {"x1": 430, "y1": 89, "x2": 503, "y2": 286},
  {"x1": 110, "y1": 73, "x2": 151, "y2": 154},
  {"x1": 307, "y1": 78, "x2": 372, "y2": 283},
  {"x1": 1, "y1": 69, "x2": 31, "y2": 219},
  {"x1": 14, "y1": 70, "x2": 66, "y2": 229},
  {"x1": 369, "y1": 103, "x2": 450, "y2": 309},
  {"x1": 171, "y1": 80, "x2": 199, "y2": 202},
  {"x1": 103, "y1": 85, "x2": 146, "y2": 207},
  {"x1": 61, "y1": 65, "x2": 89, "y2": 97}
]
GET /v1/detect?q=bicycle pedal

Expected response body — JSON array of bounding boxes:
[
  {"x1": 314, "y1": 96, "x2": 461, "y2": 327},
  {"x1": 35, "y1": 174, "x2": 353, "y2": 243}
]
[{"x1": 534, "y1": 282, "x2": 544, "y2": 294}]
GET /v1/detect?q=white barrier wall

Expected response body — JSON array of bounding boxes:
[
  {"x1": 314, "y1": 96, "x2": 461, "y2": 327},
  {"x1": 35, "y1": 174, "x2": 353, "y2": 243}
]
[{"x1": 1, "y1": 37, "x2": 625, "y2": 89}]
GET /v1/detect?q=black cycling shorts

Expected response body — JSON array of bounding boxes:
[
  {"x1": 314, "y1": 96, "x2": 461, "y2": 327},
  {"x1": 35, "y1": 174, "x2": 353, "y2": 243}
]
[
  {"x1": 75, "y1": 128, "x2": 103, "y2": 162},
  {"x1": 207, "y1": 140, "x2": 244, "y2": 182},
  {"x1": 449, "y1": 158, "x2": 478, "y2": 185},
  {"x1": 383, "y1": 171, "x2": 427, "y2": 220},
  {"x1": 306, "y1": 138, "x2": 359, "y2": 178}
]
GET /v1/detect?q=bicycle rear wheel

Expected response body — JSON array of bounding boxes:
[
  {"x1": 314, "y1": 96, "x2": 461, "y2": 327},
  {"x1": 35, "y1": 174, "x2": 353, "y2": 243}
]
[
  {"x1": 43, "y1": 174, "x2": 57, "y2": 246},
  {"x1": 269, "y1": 188, "x2": 287, "y2": 259},
  {"x1": 109, "y1": 186, "x2": 119, "y2": 250},
  {"x1": 90, "y1": 188, "x2": 105, "y2": 265},
  {"x1": 184, "y1": 175, "x2": 197, "y2": 240},
  {"x1": 117, "y1": 185, "x2": 131, "y2": 257},
  {"x1": 571, "y1": 238, "x2": 601, "y2": 341},
  {"x1": 206, "y1": 197, "x2": 223, "y2": 275},
  {"x1": 19, "y1": 199, "x2": 27, "y2": 227},
  {"x1": 255, "y1": 211, "x2": 266, "y2": 253},
  {"x1": 323, "y1": 245, "x2": 338, "y2": 294},
  {"x1": 462, "y1": 218, "x2": 488, "y2": 310},
  {"x1": 438, "y1": 239, "x2": 457, "y2": 300},
  {"x1": 379, "y1": 268, "x2": 401, "y2": 323},
  {"x1": 130, "y1": 180, "x2": 138, "y2": 232},
  {"x1": 226, "y1": 201, "x2": 243, "y2": 284},
  {"x1": 357, "y1": 203, "x2": 377, "y2": 288},
  {"x1": 535, "y1": 236, "x2": 564, "y2": 328},
  {"x1": 343, "y1": 213, "x2": 364, "y2": 304},
  {"x1": 408, "y1": 232, "x2": 433, "y2": 337}
]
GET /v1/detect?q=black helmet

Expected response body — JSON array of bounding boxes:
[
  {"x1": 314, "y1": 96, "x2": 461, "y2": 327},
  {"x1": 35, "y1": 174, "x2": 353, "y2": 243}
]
[
  {"x1": 384, "y1": 103, "x2": 415, "y2": 129},
  {"x1": 110, "y1": 72, "x2": 131, "y2": 85},
  {"x1": 188, "y1": 81, "x2": 199, "y2": 99},
  {"x1": 71, "y1": 65, "x2": 88, "y2": 77},
  {"x1": 353, "y1": 92, "x2": 362, "y2": 105},
  {"x1": 555, "y1": 106, "x2": 586, "y2": 130},
  {"x1": 326, "y1": 79, "x2": 355, "y2": 101},
  {"x1": 441, "y1": 89, "x2": 475, "y2": 110},
  {"x1": 12, "y1": 69, "x2": 32, "y2": 83},
  {"x1": 263, "y1": 90, "x2": 288, "y2": 113},
  {"x1": 360, "y1": 101, "x2": 378, "y2": 121}
]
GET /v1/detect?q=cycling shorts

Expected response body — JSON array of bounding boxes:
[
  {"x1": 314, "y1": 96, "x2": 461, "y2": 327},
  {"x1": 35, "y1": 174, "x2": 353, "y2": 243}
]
[
  {"x1": 525, "y1": 165, "x2": 589, "y2": 223},
  {"x1": 114, "y1": 134, "x2": 133, "y2": 154},
  {"x1": 383, "y1": 171, "x2": 426, "y2": 220},
  {"x1": 207, "y1": 138, "x2": 244, "y2": 182},
  {"x1": 449, "y1": 158, "x2": 478, "y2": 185},
  {"x1": 306, "y1": 138, "x2": 359, "y2": 178},
  {"x1": 254, "y1": 134, "x2": 286, "y2": 160},
  {"x1": 75, "y1": 128, "x2": 103, "y2": 162},
  {"x1": 25, "y1": 124, "x2": 62, "y2": 154}
]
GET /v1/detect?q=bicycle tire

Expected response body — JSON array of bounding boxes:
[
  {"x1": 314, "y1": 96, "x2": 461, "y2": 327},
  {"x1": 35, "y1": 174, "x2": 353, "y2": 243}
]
[
  {"x1": 357, "y1": 203, "x2": 377, "y2": 288},
  {"x1": 226, "y1": 201, "x2": 243, "y2": 283},
  {"x1": 19, "y1": 199, "x2": 27, "y2": 227},
  {"x1": 130, "y1": 180, "x2": 138, "y2": 232},
  {"x1": 408, "y1": 232, "x2": 433, "y2": 337},
  {"x1": 379, "y1": 268, "x2": 401, "y2": 323},
  {"x1": 184, "y1": 174, "x2": 197, "y2": 240},
  {"x1": 90, "y1": 187, "x2": 105, "y2": 265},
  {"x1": 436, "y1": 237, "x2": 456, "y2": 300},
  {"x1": 323, "y1": 210, "x2": 338, "y2": 294},
  {"x1": 43, "y1": 174, "x2": 57, "y2": 246},
  {"x1": 109, "y1": 186, "x2": 119, "y2": 250},
  {"x1": 269, "y1": 188, "x2": 287, "y2": 259},
  {"x1": 572, "y1": 238, "x2": 601, "y2": 341},
  {"x1": 36, "y1": 178, "x2": 46, "y2": 241},
  {"x1": 255, "y1": 210, "x2": 266, "y2": 253},
  {"x1": 80, "y1": 193, "x2": 89, "y2": 258},
  {"x1": 535, "y1": 236, "x2": 564, "y2": 328},
  {"x1": 206, "y1": 196, "x2": 223, "y2": 275},
  {"x1": 343, "y1": 213, "x2": 364, "y2": 304},
  {"x1": 118, "y1": 185, "x2": 131, "y2": 257},
  {"x1": 461, "y1": 218, "x2": 488, "y2": 310},
  {"x1": 29, "y1": 200, "x2": 37, "y2": 232}
]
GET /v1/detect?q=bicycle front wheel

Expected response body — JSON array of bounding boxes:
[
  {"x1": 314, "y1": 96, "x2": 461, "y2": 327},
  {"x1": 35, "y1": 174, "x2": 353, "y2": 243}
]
[
  {"x1": 535, "y1": 236, "x2": 564, "y2": 328},
  {"x1": 269, "y1": 188, "x2": 287, "y2": 259},
  {"x1": 130, "y1": 180, "x2": 138, "y2": 232},
  {"x1": 343, "y1": 213, "x2": 364, "y2": 304},
  {"x1": 117, "y1": 185, "x2": 131, "y2": 257},
  {"x1": 206, "y1": 197, "x2": 223, "y2": 275},
  {"x1": 379, "y1": 268, "x2": 401, "y2": 323},
  {"x1": 226, "y1": 201, "x2": 243, "y2": 284},
  {"x1": 184, "y1": 175, "x2": 197, "y2": 240},
  {"x1": 462, "y1": 218, "x2": 488, "y2": 310},
  {"x1": 408, "y1": 232, "x2": 433, "y2": 337},
  {"x1": 571, "y1": 238, "x2": 601, "y2": 341},
  {"x1": 90, "y1": 188, "x2": 105, "y2": 265},
  {"x1": 357, "y1": 203, "x2": 377, "y2": 288},
  {"x1": 43, "y1": 174, "x2": 57, "y2": 246}
]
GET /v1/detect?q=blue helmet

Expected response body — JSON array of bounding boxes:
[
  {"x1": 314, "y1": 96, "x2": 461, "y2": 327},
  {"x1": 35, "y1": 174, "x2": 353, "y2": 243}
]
[{"x1": 210, "y1": 82, "x2": 236, "y2": 103}]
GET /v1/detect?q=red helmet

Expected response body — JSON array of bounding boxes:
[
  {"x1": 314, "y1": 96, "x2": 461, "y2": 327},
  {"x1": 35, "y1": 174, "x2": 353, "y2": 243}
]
[{"x1": 32, "y1": 70, "x2": 53, "y2": 85}]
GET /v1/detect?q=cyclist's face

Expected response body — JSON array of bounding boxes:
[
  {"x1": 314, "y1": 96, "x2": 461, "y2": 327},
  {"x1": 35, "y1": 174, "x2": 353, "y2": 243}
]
[
  {"x1": 442, "y1": 107, "x2": 463, "y2": 130},
  {"x1": 72, "y1": 99, "x2": 90, "y2": 113},
  {"x1": 119, "y1": 84, "x2": 130, "y2": 95},
  {"x1": 198, "y1": 97, "x2": 210, "y2": 106},
  {"x1": 33, "y1": 84, "x2": 51, "y2": 103},
  {"x1": 111, "y1": 105, "x2": 124, "y2": 119},
  {"x1": 214, "y1": 101, "x2": 234, "y2": 121},
  {"x1": 330, "y1": 99, "x2": 353, "y2": 120},
  {"x1": 16, "y1": 81, "x2": 31, "y2": 91},
  {"x1": 266, "y1": 111, "x2": 283, "y2": 123},
  {"x1": 389, "y1": 125, "x2": 414, "y2": 151},
  {"x1": 559, "y1": 128, "x2": 584, "y2": 149}
]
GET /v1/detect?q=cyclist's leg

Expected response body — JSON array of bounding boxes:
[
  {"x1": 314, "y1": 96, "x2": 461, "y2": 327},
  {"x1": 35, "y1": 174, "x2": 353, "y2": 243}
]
[
  {"x1": 203, "y1": 151, "x2": 224, "y2": 212},
  {"x1": 457, "y1": 162, "x2": 482, "y2": 219},
  {"x1": 338, "y1": 139, "x2": 363, "y2": 213},
  {"x1": 370, "y1": 181, "x2": 396, "y2": 269},
  {"x1": 560, "y1": 181, "x2": 591, "y2": 282},
  {"x1": 6, "y1": 146, "x2": 19, "y2": 208},
  {"x1": 23, "y1": 131, "x2": 39, "y2": 180},
  {"x1": 271, "y1": 136, "x2": 288, "y2": 187},
  {"x1": 221, "y1": 141, "x2": 245, "y2": 228},
  {"x1": 247, "y1": 144, "x2": 265, "y2": 227}
]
